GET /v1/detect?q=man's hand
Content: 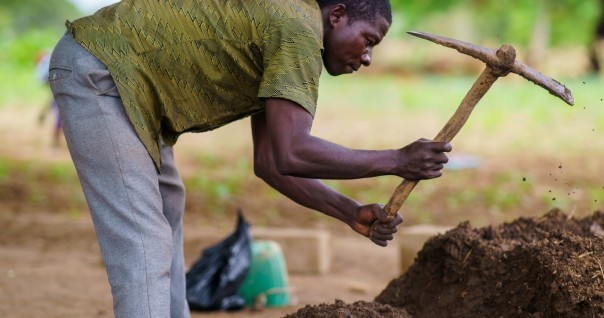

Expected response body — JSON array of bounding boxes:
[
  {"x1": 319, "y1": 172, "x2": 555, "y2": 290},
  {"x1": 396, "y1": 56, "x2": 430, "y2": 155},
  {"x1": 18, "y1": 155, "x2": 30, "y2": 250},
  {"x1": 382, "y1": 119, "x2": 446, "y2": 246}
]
[
  {"x1": 396, "y1": 138, "x2": 452, "y2": 181},
  {"x1": 349, "y1": 203, "x2": 403, "y2": 247}
]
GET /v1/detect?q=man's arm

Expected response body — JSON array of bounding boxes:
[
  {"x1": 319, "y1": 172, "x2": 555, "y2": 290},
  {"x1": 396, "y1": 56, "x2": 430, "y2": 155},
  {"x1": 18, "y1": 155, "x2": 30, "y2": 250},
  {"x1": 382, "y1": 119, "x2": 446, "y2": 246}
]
[
  {"x1": 259, "y1": 98, "x2": 451, "y2": 180},
  {"x1": 251, "y1": 105, "x2": 401, "y2": 246},
  {"x1": 251, "y1": 98, "x2": 450, "y2": 246}
]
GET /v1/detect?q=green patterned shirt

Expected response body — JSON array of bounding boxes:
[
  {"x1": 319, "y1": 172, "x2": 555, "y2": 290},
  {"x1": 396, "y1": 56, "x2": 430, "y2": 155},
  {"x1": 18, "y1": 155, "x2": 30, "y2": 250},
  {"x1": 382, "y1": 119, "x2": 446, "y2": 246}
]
[{"x1": 67, "y1": 0, "x2": 323, "y2": 170}]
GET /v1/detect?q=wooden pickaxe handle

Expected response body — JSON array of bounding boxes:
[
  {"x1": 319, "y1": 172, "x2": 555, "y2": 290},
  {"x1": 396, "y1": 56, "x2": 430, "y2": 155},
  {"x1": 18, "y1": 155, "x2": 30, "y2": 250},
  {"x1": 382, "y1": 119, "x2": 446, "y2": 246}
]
[
  {"x1": 378, "y1": 45, "x2": 516, "y2": 223},
  {"x1": 381, "y1": 67, "x2": 500, "y2": 221}
]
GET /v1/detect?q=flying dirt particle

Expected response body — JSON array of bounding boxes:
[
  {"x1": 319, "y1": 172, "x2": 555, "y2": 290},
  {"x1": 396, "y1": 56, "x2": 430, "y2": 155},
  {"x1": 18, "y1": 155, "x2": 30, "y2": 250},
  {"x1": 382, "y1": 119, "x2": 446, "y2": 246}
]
[
  {"x1": 559, "y1": 165, "x2": 562, "y2": 169},
  {"x1": 552, "y1": 197, "x2": 557, "y2": 201},
  {"x1": 583, "y1": 81, "x2": 586, "y2": 84},
  {"x1": 522, "y1": 177, "x2": 526, "y2": 182}
]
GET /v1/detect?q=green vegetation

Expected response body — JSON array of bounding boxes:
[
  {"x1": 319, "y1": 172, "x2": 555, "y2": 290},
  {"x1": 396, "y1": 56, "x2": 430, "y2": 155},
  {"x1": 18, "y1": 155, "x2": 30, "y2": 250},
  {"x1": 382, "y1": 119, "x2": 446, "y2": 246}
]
[
  {"x1": 0, "y1": 0, "x2": 79, "y2": 105},
  {"x1": 391, "y1": 0, "x2": 600, "y2": 47}
]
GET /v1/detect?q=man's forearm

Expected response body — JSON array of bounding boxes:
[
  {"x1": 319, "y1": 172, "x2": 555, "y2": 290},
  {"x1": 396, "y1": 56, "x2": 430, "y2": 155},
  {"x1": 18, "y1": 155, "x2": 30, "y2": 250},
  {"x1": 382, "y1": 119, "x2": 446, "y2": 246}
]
[
  {"x1": 257, "y1": 165, "x2": 360, "y2": 225},
  {"x1": 274, "y1": 135, "x2": 399, "y2": 179},
  {"x1": 262, "y1": 98, "x2": 450, "y2": 182},
  {"x1": 264, "y1": 99, "x2": 399, "y2": 179}
]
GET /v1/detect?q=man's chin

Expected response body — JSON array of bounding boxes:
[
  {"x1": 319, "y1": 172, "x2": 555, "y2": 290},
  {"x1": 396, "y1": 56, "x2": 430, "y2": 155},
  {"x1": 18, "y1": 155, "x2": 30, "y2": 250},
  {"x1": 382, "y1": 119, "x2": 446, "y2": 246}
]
[
  {"x1": 324, "y1": 66, "x2": 351, "y2": 76},
  {"x1": 323, "y1": 57, "x2": 353, "y2": 75}
]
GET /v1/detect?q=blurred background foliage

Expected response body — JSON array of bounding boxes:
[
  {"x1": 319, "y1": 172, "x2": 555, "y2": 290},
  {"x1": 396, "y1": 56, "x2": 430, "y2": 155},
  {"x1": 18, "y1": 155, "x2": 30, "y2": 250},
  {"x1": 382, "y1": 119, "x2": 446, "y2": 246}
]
[
  {"x1": 391, "y1": 0, "x2": 600, "y2": 46},
  {"x1": 1, "y1": 0, "x2": 603, "y2": 227},
  {"x1": 0, "y1": 0, "x2": 79, "y2": 68},
  {"x1": 1, "y1": 0, "x2": 603, "y2": 72},
  {"x1": 1, "y1": 0, "x2": 603, "y2": 111}
]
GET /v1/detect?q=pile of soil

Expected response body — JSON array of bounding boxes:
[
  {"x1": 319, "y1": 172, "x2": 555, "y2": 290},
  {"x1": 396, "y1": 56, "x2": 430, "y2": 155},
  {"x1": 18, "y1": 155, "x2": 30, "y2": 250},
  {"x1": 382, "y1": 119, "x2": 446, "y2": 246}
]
[
  {"x1": 285, "y1": 209, "x2": 604, "y2": 318},
  {"x1": 282, "y1": 299, "x2": 411, "y2": 318}
]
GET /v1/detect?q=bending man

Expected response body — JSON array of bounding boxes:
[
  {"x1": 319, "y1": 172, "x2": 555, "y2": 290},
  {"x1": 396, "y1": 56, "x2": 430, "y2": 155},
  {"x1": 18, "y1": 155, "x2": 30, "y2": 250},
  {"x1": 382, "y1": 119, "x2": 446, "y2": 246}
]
[{"x1": 48, "y1": 0, "x2": 451, "y2": 317}]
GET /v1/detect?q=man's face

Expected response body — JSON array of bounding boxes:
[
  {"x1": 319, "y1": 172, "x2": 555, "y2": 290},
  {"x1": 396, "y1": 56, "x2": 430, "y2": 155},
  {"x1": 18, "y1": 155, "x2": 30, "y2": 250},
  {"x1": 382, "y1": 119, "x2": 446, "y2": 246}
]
[{"x1": 322, "y1": 13, "x2": 390, "y2": 76}]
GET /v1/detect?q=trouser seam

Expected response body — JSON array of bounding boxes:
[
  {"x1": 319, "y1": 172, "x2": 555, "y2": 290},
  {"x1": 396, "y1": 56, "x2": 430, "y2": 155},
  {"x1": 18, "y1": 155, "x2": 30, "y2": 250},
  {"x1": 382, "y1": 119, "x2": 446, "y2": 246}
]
[{"x1": 97, "y1": 94, "x2": 155, "y2": 318}]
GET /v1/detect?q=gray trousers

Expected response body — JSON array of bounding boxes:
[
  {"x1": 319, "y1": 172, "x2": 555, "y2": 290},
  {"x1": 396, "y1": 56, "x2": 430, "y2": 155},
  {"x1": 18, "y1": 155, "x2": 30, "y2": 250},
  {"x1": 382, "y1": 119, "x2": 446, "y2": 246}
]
[{"x1": 49, "y1": 33, "x2": 190, "y2": 318}]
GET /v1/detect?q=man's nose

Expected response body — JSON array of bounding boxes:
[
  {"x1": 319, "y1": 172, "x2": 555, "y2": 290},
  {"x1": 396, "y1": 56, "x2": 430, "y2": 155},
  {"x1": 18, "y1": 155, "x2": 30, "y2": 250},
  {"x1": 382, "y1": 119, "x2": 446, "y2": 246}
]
[{"x1": 361, "y1": 49, "x2": 372, "y2": 66}]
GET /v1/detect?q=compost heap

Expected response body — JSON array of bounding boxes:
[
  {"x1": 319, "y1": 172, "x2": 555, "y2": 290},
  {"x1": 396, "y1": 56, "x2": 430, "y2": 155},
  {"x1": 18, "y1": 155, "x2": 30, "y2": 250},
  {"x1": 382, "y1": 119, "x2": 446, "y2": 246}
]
[{"x1": 284, "y1": 209, "x2": 604, "y2": 318}]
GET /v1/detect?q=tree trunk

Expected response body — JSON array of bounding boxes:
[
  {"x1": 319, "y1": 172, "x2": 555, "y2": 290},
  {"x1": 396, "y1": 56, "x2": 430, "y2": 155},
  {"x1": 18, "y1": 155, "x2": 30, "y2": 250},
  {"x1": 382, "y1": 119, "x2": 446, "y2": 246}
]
[
  {"x1": 527, "y1": 1, "x2": 550, "y2": 68},
  {"x1": 588, "y1": 0, "x2": 604, "y2": 73}
]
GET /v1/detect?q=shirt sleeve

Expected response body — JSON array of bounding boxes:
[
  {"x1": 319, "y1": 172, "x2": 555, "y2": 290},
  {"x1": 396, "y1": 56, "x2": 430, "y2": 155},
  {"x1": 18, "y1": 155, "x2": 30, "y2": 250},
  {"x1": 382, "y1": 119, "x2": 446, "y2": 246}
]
[{"x1": 257, "y1": 18, "x2": 323, "y2": 117}]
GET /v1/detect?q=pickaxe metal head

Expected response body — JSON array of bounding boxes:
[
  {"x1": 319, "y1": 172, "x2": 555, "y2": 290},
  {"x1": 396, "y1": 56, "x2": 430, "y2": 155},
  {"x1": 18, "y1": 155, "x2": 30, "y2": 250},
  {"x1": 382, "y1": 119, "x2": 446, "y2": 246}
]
[{"x1": 408, "y1": 31, "x2": 574, "y2": 106}]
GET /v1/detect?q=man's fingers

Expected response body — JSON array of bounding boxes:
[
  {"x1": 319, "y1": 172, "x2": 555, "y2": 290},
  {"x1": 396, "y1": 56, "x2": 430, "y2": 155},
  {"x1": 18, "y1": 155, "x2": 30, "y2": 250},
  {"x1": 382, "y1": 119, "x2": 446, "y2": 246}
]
[
  {"x1": 373, "y1": 223, "x2": 398, "y2": 235},
  {"x1": 379, "y1": 213, "x2": 403, "y2": 228},
  {"x1": 372, "y1": 212, "x2": 403, "y2": 231},
  {"x1": 436, "y1": 151, "x2": 450, "y2": 163},
  {"x1": 366, "y1": 208, "x2": 403, "y2": 247},
  {"x1": 372, "y1": 204, "x2": 402, "y2": 220},
  {"x1": 419, "y1": 139, "x2": 452, "y2": 152},
  {"x1": 441, "y1": 142, "x2": 453, "y2": 152},
  {"x1": 368, "y1": 231, "x2": 390, "y2": 246},
  {"x1": 370, "y1": 231, "x2": 394, "y2": 241},
  {"x1": 431, "y1": 141, "x2": 452, "y2": 153},
  {"x1": 370, "y1": 237, "x2": 388, "y2": 247},
  {"x1": 429, "y1": 163, "x2": 445, "y2": 171},
  {"x1": 424, "y1": 170, "x2": 443, "y2": 180},
  {"x1": 369, "y1": 213, "x2": 403, "y2": 244}
]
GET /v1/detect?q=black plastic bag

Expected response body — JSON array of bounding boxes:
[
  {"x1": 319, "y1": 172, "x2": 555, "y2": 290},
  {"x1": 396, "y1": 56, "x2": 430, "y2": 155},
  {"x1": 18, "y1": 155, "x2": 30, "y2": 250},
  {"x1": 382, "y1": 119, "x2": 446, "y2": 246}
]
[{"x1": 185, "y1": 210, "x2": 252, "y2": 311}]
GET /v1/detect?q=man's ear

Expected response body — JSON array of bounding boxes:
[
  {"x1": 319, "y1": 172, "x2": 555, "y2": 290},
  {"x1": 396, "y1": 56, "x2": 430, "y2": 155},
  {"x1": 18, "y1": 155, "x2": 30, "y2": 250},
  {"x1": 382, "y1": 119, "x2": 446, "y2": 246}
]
[{"x1": 328, "y1": 4, "x2": 348, "y2": 27}]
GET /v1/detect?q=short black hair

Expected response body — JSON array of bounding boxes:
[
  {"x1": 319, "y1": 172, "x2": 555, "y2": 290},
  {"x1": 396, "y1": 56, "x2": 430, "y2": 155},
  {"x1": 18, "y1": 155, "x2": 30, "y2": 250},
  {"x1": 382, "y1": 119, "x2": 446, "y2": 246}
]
[{"x1": 316, "y1": 0, "x2": 392, "y2": 25}]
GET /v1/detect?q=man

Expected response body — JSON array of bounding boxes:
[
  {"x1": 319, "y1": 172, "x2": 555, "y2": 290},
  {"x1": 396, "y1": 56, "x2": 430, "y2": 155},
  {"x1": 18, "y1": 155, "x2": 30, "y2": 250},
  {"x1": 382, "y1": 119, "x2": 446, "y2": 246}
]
[{"x1": 48, "y1": 0, "x2": 451, "y2": 317}]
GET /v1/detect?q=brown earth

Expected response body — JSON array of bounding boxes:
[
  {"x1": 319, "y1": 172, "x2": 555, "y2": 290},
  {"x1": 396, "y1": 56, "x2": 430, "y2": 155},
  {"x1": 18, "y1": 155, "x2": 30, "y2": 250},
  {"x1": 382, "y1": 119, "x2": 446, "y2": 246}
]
[
  {"x1": 381, "y1": 209, "x2": 604, "y2": 318},
  {"x1": 286, "y1": 210, "x2": 604, "y2": 318},
  {"x1": 283, "y1": 299, "x2": 412, "y2": 318}
]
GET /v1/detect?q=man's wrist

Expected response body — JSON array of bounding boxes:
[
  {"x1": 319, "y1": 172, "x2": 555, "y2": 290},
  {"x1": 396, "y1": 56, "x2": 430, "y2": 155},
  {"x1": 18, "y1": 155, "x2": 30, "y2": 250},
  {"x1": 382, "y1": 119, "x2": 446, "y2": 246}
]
[{"x1": 334, "y1": 197, "x2": 360, "y2": 226}]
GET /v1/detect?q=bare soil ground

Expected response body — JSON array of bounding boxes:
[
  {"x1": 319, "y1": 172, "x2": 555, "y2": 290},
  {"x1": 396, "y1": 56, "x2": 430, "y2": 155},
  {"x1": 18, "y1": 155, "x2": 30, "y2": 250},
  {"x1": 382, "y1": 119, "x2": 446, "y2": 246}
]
[
  {"x1": 0, "y1": 209, "x2": 401, "y2": 318},
  {"x1": 1, "y1": 104, "x2": 603, "y2": 318}
]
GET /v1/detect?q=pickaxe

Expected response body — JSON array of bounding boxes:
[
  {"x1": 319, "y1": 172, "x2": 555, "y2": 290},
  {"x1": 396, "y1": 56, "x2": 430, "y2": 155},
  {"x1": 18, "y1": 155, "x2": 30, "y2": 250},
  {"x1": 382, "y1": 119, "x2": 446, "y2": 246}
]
[{"x1": 372, "y1": 31, "x2": 574, "y2": 238}]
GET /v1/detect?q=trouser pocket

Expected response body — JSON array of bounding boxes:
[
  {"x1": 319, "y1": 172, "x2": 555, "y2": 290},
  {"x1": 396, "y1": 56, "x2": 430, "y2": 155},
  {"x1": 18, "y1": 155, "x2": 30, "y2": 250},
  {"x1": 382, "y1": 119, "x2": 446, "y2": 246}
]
[
  {"x1": 48, "y1": 65, "x2": 72, "y2": 82},
  {"x1": 86, "y1": 69, "x2": 121, "y2": 97}
]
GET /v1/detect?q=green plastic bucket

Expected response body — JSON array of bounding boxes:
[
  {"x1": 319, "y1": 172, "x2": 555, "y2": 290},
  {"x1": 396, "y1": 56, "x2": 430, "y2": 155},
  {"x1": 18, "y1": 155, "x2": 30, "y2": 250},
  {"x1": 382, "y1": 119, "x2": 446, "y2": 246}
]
[{"x1": 239, "y1": 240, "x2": 290, "y2": 308}]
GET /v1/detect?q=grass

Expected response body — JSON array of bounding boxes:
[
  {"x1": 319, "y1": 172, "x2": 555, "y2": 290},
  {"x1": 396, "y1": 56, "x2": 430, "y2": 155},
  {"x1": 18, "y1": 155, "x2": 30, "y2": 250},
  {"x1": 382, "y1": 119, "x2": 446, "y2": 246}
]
[
  {"x1": 2, "y1": 64, "x2": 603, "y2": 229},
  {"x1": 317, "y1": 72, "x2": 603, "y2": 152}
]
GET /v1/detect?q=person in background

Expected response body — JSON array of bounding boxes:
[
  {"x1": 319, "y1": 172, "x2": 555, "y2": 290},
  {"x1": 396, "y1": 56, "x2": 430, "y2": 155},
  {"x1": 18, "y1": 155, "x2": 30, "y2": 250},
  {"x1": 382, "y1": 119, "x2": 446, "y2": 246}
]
[
  {"x1": 36, "y1": 51, "x2": 63, "y2": 148},
  {"x1": 48, "y1": 0, "x2": 451, "y2": 317}
]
